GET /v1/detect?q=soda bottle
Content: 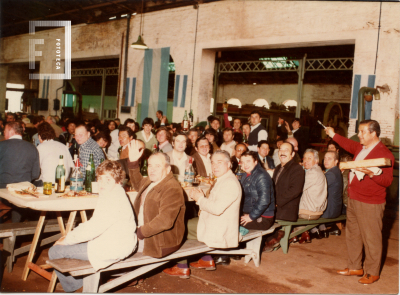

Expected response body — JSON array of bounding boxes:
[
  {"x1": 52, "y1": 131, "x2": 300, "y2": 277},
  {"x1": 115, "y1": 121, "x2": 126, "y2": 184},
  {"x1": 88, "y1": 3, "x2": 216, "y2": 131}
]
[
  {"x1": 184, "y1": 157, "x2": 195, "y2": 184},
  {"x1": 55, "y1": 155, "x2": 66, "y2": 193}
]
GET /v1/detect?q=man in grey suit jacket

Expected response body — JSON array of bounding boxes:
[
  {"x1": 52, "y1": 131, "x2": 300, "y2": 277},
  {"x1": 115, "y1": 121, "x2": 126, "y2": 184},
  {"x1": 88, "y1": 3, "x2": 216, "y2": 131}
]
[{"x1": 0, "y1": 122, "x2": 40, "y2": 222}]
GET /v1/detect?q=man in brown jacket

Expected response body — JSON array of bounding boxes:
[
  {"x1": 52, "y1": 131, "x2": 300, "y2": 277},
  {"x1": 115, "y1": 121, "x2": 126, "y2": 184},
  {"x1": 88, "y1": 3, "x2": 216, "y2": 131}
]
[{"x1": 127, "y1": 140, "x2": 186, "y2": 258}]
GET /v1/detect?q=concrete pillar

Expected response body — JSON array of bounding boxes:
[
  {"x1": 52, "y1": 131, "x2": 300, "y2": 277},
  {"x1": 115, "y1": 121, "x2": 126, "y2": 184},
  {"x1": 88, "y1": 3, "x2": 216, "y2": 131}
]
[
  {"x1": 196, "y1": 49, "x2": 216, "y2": 122},
  {"x1": 0, "y1": 65, "x2": 9, "y2": 116}
]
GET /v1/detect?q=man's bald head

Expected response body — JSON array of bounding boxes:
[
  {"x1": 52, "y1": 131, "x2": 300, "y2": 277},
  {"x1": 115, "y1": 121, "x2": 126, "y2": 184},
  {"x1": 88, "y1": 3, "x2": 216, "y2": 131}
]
[{"x1": 285, "y1": 137, "x2": 298, "y2": 151}]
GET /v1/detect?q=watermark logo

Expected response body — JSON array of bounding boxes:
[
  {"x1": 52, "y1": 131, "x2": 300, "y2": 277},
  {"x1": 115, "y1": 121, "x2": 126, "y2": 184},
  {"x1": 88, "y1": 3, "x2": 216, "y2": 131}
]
[{"x1": 29, "y1": 21, "x2": 71, "y2": 80}]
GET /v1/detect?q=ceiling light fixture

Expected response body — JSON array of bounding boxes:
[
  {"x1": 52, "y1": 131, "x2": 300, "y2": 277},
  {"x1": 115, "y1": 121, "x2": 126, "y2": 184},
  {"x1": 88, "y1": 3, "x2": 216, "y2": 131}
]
[{"x1": 131, "y1": 0, "x2": 148, "y2": 50}]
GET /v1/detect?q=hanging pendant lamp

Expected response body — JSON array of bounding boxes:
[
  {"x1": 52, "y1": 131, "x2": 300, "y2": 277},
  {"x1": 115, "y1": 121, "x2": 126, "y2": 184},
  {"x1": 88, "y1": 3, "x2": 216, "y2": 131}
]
[{"x1": 131, "y1": 0, "x2": 148, "y2": 50}]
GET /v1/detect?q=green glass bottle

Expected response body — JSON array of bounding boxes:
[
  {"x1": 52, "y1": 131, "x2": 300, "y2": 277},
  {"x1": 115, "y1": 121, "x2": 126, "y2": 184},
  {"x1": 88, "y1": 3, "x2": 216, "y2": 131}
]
[
  {"x1": 55, "y1": 155, "x2": 66, "y2": 193},
  {"x1": 85, "y1": 154, "x2": 95, "y2": 192},
  {"x1": 141, "y1": 159, "x2": 148, "y2": 177}
]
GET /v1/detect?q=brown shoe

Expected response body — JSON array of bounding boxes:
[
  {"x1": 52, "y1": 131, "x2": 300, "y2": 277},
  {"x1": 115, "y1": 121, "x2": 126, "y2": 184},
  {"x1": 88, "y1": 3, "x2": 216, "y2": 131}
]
[
  {"x1": 163, "y1": 265, "x2": 190, "y2": 279},
  {"x1": 337, "y1": 268, "x2": 364, "y2": 276},
  {"x1": 190, "y1": 258, "x2": 216, "y2": 270},
  {"x1": 358, "y1": 274, "x2": 379, "y2": 285},
  {"x1": 299, "y1": 231, "x2": 311, "y2": 244}
]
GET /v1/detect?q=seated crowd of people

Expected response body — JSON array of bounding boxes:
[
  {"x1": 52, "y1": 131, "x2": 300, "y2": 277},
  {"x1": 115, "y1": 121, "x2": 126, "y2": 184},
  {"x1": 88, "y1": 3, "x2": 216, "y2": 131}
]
[{"x1": 0, "y1": 110, "x2": 350, "y2": 291}]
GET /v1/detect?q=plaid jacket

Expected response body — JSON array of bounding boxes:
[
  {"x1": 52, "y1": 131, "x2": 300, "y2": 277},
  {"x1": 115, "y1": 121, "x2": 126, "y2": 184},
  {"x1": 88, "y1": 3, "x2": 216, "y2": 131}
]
[{"x1": 79, "y1": 137, "x2": 105, "y2": 178}]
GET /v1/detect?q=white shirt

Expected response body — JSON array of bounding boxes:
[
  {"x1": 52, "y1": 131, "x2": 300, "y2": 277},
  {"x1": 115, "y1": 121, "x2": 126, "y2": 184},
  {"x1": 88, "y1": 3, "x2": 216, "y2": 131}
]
[
  {"x1": 349, "y1": 140, "x2": 381, "y2": 183},
  {"x1": 220, "y1": 141, "x2": 236, "y2": 157},
  {"x1": 273, "y1": 149, "x2": 280, "y2": 167},
  {"x1": 37, "y1": 139, "x2": 74, "y2": 183},
  {"x1": 141, "y1": 130, "x2": 154, "y2": 143},
  {"x1": 172, "y1": 150, "x2": 188, "y2": 181},
  {"x1": 248, "y1": 123, "x2": 268, "y2": 152},
  {"x1": 64, "y1": 185, "x2": 137, "y2": 271},
  {"x1": 199, "y1": 153, "x2": 212, "y2": 176},
  {"x1": 107, "y1": 129, "x2": 120, "y2": 160},
  {"x1": 9, "y1": 135, "x2": 22, "y2": 140}
]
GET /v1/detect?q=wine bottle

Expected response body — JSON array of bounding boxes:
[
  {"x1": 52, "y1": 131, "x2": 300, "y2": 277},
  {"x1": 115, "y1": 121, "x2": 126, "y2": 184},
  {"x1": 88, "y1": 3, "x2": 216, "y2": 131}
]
[
  {"x1": 235, "y1": 161, "x2": 245, "y2": 180},
  {"x1": 117, "y1": 146, "x2": 123, "y2": 159},
  {"x1": 242, "y1": 133, "x2": 248, "y2": 144},
  {"x1": 72, "y1": 142, "x2": 79, "y2": 157},
  {"x1": 55, "y1": 155, "x2": 66, "y2": 193},
  {"x1": 141, "y1": 159, "x2": 148, "y2": 177},
  {"x1": 89, "y1": 154, "x2": 96, "y2": 182},
  {"x1": 85, "y1": 162, "x2": 92, "y2": 193},
  {"x1": 189, "y1": 109, "x2": 194, "y2": 128},
  {"x1": 182, "y1": 110, "x2": 189, "y2": 132}
]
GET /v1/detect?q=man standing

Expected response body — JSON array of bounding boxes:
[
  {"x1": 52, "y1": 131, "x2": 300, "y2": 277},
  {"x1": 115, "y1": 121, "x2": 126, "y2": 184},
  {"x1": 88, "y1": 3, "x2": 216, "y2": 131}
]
[
  {"x1": 248, "y1": 111, "x2": 268, "y2": 152},
  {"x1": 156, "y1": 110, "x2": 168, "y2": 126},
  {"x1": 118, "y1": 126, "x2": 135, "y2": 160},
  {"x1": 285, "y1": 118, "x2": 308, "y2": 157},
  {"x1": 276, "y1": 115, "x2": 288, "y2": 141},
  {"x1": 186, "y1": 128, "x2": 200, "y2": 156},
  {"x1": 209, "y1": 117, "x2": 223, "y2": 147},
  {"x1": 46, "y1": 116, "x2": 63, "y2": 137},
  {"x1": 242, "y1": 123, "x2": 251, "y2": 144},
  {"x1": 75, "y1": 124, "x2": 105, "y2": 177},
  {"x1": 220, "y1": 128, "x2": 236, "y2": 157},
  {"x1": 192, "y1": 137, "x2": 212, "y2": 177},
  {"x1": 263, "y1": 142, "x2": 305, "y2": 251},
  {"x1": 326, "y1": 120, "x2": 394, "y2": 285},
  {"x1": 166, "y1": 131, "x2": 190, "y2": 181},
  {"x1": 128, "y1": 140, "x2": 185, "y2": 258},
  {"x1": 257, "y1": 140, "x2": 275, "y2": 170},
  {"x1": 6, "y1": 113, "x2": 16, "y2": 123},
  {"x1": 156, "y1": 126, "x2": 173, "y2": 153},
  {"x1": 0, "y1": 122, "x2": 40, "y2": 222}
]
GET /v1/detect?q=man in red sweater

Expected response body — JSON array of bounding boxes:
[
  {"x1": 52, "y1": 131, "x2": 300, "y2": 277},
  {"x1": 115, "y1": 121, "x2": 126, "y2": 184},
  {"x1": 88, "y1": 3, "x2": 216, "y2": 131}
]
[{"x1": 325, "y1": 120, "x2": 394, "y2": 285}]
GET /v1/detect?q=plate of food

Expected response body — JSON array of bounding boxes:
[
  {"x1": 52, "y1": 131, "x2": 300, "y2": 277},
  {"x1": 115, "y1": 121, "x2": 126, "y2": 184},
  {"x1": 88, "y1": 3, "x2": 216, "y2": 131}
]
[{"x1": 59, "y1": 190, "x2": 98, "y2": 198}]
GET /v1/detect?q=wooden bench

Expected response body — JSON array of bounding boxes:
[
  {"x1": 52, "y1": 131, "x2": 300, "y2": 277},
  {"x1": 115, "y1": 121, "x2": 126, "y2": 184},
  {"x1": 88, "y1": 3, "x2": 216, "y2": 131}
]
[
  {"x1": 0, "y1": 219, "x2": 76, "y2": 273},
  {"x1": 276, "y1": 215, "x2": 347, "y2": 254},
  {"x1": 46, "y1": 224, "x2": 281, "y2": 293}
]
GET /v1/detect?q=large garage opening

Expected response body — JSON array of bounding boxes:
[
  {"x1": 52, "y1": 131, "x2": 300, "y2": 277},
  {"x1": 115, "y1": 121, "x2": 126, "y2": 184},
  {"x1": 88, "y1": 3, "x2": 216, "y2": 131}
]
[
  {"x1": 214, "y1": 44, "x2": 354, "y2": 145},
  {"x1": 63, "y1": 58, "x2": 119, "y2": 120}
]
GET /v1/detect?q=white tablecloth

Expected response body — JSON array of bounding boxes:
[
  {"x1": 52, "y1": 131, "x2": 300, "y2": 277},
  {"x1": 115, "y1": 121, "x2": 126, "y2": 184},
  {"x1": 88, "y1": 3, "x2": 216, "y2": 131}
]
[{"x1": 0, "y1": 189, "x2": 98, "y2": 212}]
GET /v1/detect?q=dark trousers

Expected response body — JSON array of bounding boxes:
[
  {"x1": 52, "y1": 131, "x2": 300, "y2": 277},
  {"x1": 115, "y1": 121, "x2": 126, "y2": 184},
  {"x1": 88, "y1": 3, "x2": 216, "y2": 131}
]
[{"x1": 346, "y1": 198, "x2": 385, "y2": 276}]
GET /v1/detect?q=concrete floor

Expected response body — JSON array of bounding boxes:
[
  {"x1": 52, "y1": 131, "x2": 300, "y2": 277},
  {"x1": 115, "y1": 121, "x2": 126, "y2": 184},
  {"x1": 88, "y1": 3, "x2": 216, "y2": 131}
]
[{"x1": 1, "y1": 213, "x2": 398, "y2": 294}]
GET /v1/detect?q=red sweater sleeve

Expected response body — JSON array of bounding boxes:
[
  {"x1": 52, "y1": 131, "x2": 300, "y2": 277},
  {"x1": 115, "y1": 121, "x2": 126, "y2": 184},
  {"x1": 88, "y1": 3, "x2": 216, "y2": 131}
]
[
  {"x1": 333, "y1": 134, "x2": 394, "y2": 204},
  {"x1": 223, "y1": 113, "x2": 232, "y2": 128}
]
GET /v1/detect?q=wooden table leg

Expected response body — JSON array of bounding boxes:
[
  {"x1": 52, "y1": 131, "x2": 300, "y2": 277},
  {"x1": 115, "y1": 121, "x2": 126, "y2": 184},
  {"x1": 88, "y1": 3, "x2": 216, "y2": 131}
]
[
  {"x1": 65, "y1": 211, "x2": 77, "y2": 233},
  {"x1": 56, "y1": 212, "x2": 66, "y2": 236},
  {"x1": 47, "y1": 271, "x2": 58, "y2": 293},
  {"x1": 21, "y1": 211, "x2": 46, "y2": 281},
  {"x1": 80, "y1": 210, "x2": 88, "y2": 223}
]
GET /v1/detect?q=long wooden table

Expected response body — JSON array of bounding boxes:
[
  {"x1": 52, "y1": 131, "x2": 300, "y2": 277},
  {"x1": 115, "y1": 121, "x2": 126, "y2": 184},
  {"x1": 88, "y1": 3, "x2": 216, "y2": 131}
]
[{"x1": 0, "y1": 188, "x2": 98, "y2": 292}]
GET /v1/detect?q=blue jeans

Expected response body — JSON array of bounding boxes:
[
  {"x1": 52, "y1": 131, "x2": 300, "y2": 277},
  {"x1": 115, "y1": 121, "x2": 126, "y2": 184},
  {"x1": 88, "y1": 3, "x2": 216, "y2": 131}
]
[{"x1": 48, "y1": 243, "x2": 89, "y2": 292}]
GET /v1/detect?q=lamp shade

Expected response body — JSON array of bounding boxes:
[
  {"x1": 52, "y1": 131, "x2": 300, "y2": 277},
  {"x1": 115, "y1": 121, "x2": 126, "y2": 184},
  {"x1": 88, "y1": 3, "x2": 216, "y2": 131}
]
[{"x1": 131, "y1": 35, "x2": 148, "y2": 49}]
